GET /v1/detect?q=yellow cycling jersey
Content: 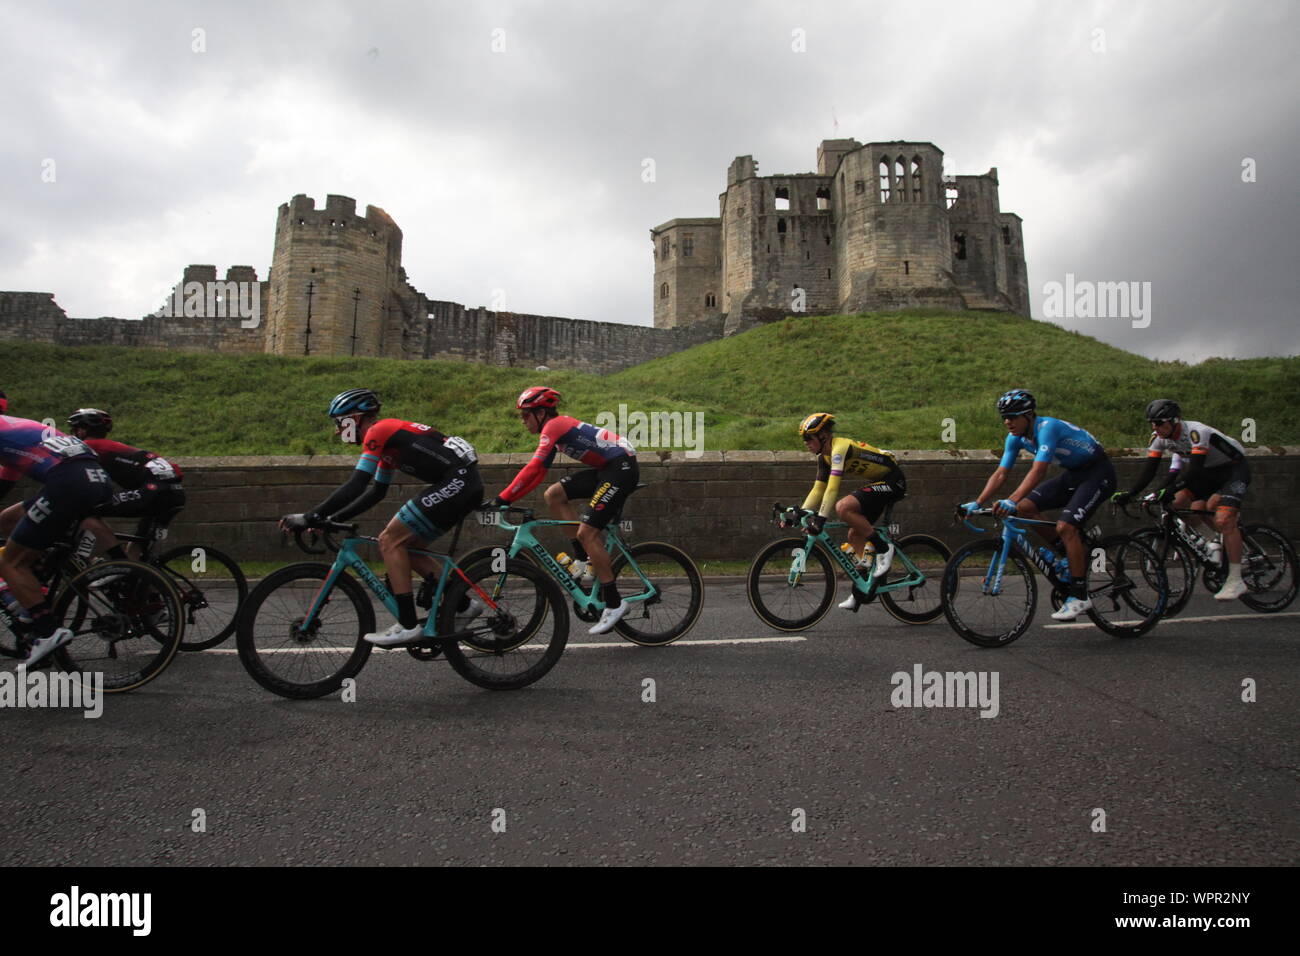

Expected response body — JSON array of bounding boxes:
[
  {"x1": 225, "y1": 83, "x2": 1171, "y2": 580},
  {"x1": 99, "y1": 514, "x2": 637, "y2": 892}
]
[{"x1": 802, "y1": 437, "x2": 901, "y2": 518}]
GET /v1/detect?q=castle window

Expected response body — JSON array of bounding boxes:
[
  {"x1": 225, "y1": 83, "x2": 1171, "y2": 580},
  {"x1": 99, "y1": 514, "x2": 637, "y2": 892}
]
[
  {"x1": 854, "y1": 179, "x2": 865, "y2": 195},
  {"x1": 945, "y1": 184, "x2": 959, "y2": 208},
  {"x1": 661, "y1": 237, "x2": 670, "y2": 259},
  {"x1": 904, "y1": 260, "x2": 910, "y2": 275},
  {"x1": 894, "y1": 159, "x2": 906, "y2": 202},
  {"x1": 805, "y1": 251, "x2": 811, "y2": 259},
  {"x1": 738, "y1": 205, "x2": 746, "y2": 217},
  {"x1": 683, "y1": 234, "x2": 694, "y2": 257},
  {"x1": 705, "y1": 293, "x2": 717, "y2": 308},
  {"x1": 911, "y1": 157, "x2": 923, "y2": 202},
  {"x1": 1002, "y1": 226, "x2": 1012, "y2": 245},
  {"x1": 660, "y1": 283, "x2": 670, "y2": 300},
  {"x1": 878, "y1": 160, "x2": 890, "y2": 202},
  {"x1": 954, "y1": 232, "x2": 967, "y2": 260},
  {"x1": 774, "y1": 187, "x2": 790, "y2": 211},
  {"x1": 777, "y1": 219, "x2": 787, "y2": 234},
  {"x1": 297, "y1": 218, "x2": 305, "y2": 226},
  {"x1": 816, "y1": 186, "x2": 830, "y2": 211}
]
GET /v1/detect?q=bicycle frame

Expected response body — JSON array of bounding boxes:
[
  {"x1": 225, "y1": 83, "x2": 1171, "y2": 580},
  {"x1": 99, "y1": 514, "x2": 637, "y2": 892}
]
[
  {"x1": 786, "y1": 519, "x2": 927, "y2": 599},
  {"x1": 487, "y1": 512, "x2": 658, "y2": 615},
  {"x1": 958, "y1": 512, "x2": 1068, "y2": 596},
  {"x1": 298, "y1": 536, "x2": 497, "y2": 640}
]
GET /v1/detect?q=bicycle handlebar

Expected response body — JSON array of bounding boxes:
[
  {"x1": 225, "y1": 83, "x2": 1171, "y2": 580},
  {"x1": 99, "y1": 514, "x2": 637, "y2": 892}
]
[{"x1": 288, "y1": 520, "x2": 357, "y2": 555}]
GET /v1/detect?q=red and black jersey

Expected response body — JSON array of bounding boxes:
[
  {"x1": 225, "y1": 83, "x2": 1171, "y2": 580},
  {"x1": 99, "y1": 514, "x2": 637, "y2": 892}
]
[
  {"x1": 356, "y1": 419, "x2": 478, "y2": 485},
  {"x1": 85, "y1": 438, "x2": 183, "y2": 489}
]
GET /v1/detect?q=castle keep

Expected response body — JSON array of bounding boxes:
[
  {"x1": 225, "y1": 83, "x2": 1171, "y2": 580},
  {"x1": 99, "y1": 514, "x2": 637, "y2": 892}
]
[{"x1": 651, "y1": 139, "x2": 1030, "y2": 332}]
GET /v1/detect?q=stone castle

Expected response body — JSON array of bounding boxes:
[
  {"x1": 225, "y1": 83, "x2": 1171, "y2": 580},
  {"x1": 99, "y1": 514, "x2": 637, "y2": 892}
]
[
  {"x1": 1, "y1": 138, "x2": 1028, "y2": 370},
  {"x1": 652, "y1": 139, "x2": 1030, "y2": 332}
]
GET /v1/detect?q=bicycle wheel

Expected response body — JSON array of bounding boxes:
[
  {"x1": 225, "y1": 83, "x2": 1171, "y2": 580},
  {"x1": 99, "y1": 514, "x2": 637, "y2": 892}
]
[
  {"x1": 156, "y1": 544, "x2": 249, "y2": 651},
  {"x1": 51, "y1": 560, "x2": 185, "y2": 693},
  {"x1": 1129, "y1": 529, "x2": 1196, "y2": 617},
  {"x1": 941, "y1": 539, "x2": 1037, "y2": 647},
  {"x1": 437, "y1": 557, "x2": 568, "y2": 690},
  {"x1": 609, "y1": 541, "x2": 704, "y2": 645},
  {"x1": 1084, "y1": 535, "x2": 1167, "y2": 637},
  {"x1": 879, "y1": 534, "x2": 951, "y2": 625},
  {"x1": 1237, "y1": 525, "x2": 1298, "y2": 612},
  {"x1": 236, "y1": 563, "x2": 374, "y2": 700},
  {"x1": 746, "y1": 537, "x2": 835, "y2": 632}
]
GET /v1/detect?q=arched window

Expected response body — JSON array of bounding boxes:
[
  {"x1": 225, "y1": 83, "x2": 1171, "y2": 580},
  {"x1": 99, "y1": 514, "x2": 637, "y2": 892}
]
[
  {"x1": 660, "y1": 283, "x2": 670, "y2": 300},
  {"x1": 878, "y1": 160, "x2": 891, "y2": 202},
  {"x1": 945, "y1": 183, "x2": 959, "y2": 209},
  {"x1": 894, "y1": 158, "x2": 906, "y2": 202},
  {"x1": 911, "y1": 156, "x2": 923, "y2": 202},
  {"x1": 705, "y1": 293, "x2": 717, "y2": 308},
  {"x1": 661, "y1": 237, "x2": 670, "y2": 259},
  {"x1": 953, "y1": 233, "x2": 967, "y2": 261},
  {"x1": 1002, "y1": 226, "x2": 1012, "y2": 245}
]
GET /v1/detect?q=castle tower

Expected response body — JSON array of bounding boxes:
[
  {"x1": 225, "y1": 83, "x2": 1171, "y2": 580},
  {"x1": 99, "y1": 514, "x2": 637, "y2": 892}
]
[
  {"x1": 266, "y1": 194, "x2": 405, "y2": 357},
  {"x1": 947, "y1": 169, "x2": 1030, "y2": 313},
  {"x1": 650, "y1": 218, "x2": 722, "y2": 328}
]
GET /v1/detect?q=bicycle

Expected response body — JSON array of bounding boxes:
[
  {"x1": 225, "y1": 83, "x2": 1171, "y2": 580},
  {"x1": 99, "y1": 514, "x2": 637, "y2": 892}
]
[
  {"x1": 110, "y1": 526, "x2": 248, "y2": 652},
  {"x1": 235, "y1": 518, "x2": 569, "y2": 699},
  {"x1": 746, "y1": 503, "x2": 951, "y2": 631},
  {"x1": 1, "y1": 529, "x2": 185, "y2": 692},
  {"x1": 1121, "y1": 497, "x2": 1297, "y2": 615},
  {"x1": 940, "y1": 507, "x2": 1168, "y2": 646},
  {"x1": 458, "y1": 498, "x2": 703, "y2": 646}
]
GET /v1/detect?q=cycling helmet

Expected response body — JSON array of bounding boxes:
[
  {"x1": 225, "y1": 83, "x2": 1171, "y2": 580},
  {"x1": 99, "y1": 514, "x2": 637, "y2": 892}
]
[
  {"x1": 67, "y1": 408, "x2": 113, "y2": 435},
  {"x1": 517, "y1": 386, "x2": 561, "y2": 410},
  {"x1": 798, "y1": 412, "x2": 836, "y2": 439},
  {"x1": 996, "y1": 389, "x2": 1036, "y2": 417},
  {"x1": 1144, "y1": 398, "x2": 1181, "y2": 422},
  {"x1": 328, "y1": 388, "x2": 381, "y2": 417}
]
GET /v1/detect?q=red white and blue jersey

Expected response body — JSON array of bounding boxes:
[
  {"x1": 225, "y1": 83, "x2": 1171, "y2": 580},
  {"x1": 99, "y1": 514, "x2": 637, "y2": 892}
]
[
  {"x1": 0, "y1": 415, "x2": 98, "y2": 483},
  {"x1": 501, "y1": 415, "x2": 635, "y2": 503},
  {"x1": 355, "y1": 419, "x2": 477, "y2": 485}
]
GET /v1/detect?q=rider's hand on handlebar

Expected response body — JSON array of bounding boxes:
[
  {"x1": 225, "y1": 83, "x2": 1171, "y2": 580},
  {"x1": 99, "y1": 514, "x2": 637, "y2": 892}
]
[
  {"x1": 992, "y1": 498, "x2": 1018, "y2": 518},
  {"x1": 278, "y1": 512, "x2": 320, "y2": 532},
  {"x1": 482, "y1": 496, "x2": 508, "y2": 511},
  {"x1": 1110, "y1": 490, "x2": 1133, "y2": 506},
  {"x1": 804, "y1": 512, "x2": 826, "y2": 535},
  {"x1": 959, "y1": 500, "x2": 981, "y2": 517}
]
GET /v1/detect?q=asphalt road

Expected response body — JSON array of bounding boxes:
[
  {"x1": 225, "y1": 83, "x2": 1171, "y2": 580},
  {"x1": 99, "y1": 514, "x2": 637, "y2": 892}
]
[{"x1": 2, "y1": 581, "x2": 1296, "y2": 866}]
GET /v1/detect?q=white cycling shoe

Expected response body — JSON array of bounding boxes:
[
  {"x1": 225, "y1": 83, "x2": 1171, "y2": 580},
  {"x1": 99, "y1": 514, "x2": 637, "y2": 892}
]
[
  {"x1": 1050, "y1": 597, "x2": 1092, "y2": 621},
  {"x1": 364, "y1": 622, "x2": 424, "y2": 646},
  {"x1": 589, "y1": 602, "x2": 630, "y2": 635},
  {"x1": 871, "y1": 543, "x2": 895, "y2": 579},
  {"x1": 1214, "y1": 578, "x2": 1247, "y2": 601},
  {"x1": 838, "y1": 592, "x2": 861, "y2": 611},
  {"x1": 24, "y1": 627, "x2": 73, "y2": 665}
]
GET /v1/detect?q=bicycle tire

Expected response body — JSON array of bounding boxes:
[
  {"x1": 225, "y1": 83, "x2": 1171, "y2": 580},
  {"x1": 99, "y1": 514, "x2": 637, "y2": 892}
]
[
  {"x1": 155, "y1": 544, "x2": 249, "y2": 651},
  {"x1": 1129, "y1": 529, "x2": 1196, "y2": 617},
  {"x1": 51, "y1": 560, "x2": 185, "y2": 693},
  {"x1": 1083, "y1": 534, "x2": 1167, "y2": 637},
  {"x1": 941, "y1": 539, "x2": 1037, "y2": 647},
  {"x1": 437, "y1": 557, "x2": 568, "y2": 690},
  {"x1": 746, "y1": 536, "x2": 835, "y2": 632},
  {"x1": 1237, "y1": 524, "x2": 1298, "y2": 612},
  {"x1": 610, "y1": 541, "x2": 704, "y2": 645},
  {"x1": 236, "y1": 562, "x2": 374, "y2": 700},
  {"x1": 879, "y1": 533, "x2": 951, "y2": 625}
]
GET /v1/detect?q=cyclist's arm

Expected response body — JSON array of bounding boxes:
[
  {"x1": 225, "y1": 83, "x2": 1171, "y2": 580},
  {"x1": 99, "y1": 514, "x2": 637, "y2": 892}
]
[
  {"x1": 307, "y1": 452, "x2": 390, "y2": 520},
  {"x1": 1125, "y1": 453, "x2": 1162, "y2": 495},
  {"x1": 973, "y1": 466, "x2": 1009, "y2": 506},
  {"x1": 816, "y1": 437, "x2": 852, "y2": 518},
  {"x1": 1006, "y1": 460, "x2": 1049, "y2": 504},
  {"x1": 800, "y1": 455, "x2": 830, "y2": 512},
  {"x1": 499, "y1": 422, "x2": 560, "y2": 503},
  {"x1": 1169, "y1": 449, "x2": 1205, "y2": 492}
]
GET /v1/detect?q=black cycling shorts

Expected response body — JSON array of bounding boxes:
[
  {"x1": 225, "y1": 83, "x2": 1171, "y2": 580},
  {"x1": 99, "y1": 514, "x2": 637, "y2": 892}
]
[
  {"x1": 1027, "y1": 454, "x2": 1117, "y2": 527},
  {"x1": 1183, "y1": 459, "x2": 1250, "y2": 509},
  {"x1": 848, "y1": 471, "x2": 907, "y2": 523},
  {"x1": 559, "y1": 457, "x2": 640, "y2": 530},
  {"x1": 396, "y1": 466, "x2": 483, "y2": 541},
  {"x1": 11, "y1": 459, "x2": 114, "y2": 551},
  {"x1": 95, "y1": 481, "x2": 186, "y2": 543}
]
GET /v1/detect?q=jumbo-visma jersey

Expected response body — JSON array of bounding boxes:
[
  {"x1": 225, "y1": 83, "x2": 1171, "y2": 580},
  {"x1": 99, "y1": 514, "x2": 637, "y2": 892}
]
[{"x1": 802, "y1": 437, "x2": 900, "y2": 518}]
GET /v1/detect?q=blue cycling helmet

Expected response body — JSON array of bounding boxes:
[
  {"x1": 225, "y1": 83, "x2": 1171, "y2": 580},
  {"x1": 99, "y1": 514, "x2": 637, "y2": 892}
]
[
  {"x1": 328, "y1": 388, "x2": 381, "y2": 417},
  {"x1": 996, "y1": 389, "x2": 1036, "y2": 417}
]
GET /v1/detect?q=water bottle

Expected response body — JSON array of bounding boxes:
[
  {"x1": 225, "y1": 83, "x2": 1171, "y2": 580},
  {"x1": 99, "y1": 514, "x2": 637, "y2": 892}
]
[
  {"x1": 790, "y1": 549, "x2": 807, "y2": 574},
  {"x1": 1037, "y1": 546, "x2": 1056, "y2": 567},
  {"x1": 556, "y1": 552, "x2": 576, "y2": 574}
]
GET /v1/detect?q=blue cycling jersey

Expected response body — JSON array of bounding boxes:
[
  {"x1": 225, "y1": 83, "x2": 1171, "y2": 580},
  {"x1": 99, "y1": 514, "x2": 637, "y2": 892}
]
[{"x1": 999, "y1": 416, "x2": 1105, "y2": 471}]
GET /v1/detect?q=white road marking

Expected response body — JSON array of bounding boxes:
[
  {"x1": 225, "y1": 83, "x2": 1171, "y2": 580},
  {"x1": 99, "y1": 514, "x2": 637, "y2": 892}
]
[
  {"x1": 206, "y1": 635, "x2": 807, "y2": 654},
  {"x1": 1045, "y1": 610, "x2": 1300, "y2": 630}
]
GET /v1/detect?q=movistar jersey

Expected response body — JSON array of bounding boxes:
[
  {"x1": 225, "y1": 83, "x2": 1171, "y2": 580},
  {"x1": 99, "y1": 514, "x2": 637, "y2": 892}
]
[
  {"x1": 999, "y1": 416, "x2": 1104, "y2": 471},
  {"x1": 1147, "y1": 420, "x2": 1245, "y2": 470}
]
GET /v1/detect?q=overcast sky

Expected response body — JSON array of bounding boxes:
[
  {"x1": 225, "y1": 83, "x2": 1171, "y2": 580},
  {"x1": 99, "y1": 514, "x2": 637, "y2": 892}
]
[{"x1": 1, "y1": 0, "x2": 1296, "y2": 362}]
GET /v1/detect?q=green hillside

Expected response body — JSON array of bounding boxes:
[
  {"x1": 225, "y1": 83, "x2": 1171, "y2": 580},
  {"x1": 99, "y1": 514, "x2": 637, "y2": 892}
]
[{"x1": 3, "y1": 310, "x2": 1297, "y2": 455}]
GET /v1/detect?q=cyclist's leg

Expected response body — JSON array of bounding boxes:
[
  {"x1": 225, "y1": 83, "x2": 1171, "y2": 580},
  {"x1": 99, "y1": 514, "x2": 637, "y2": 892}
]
[
  {"x1": 1023, "y1": 471, "x2": 1074, "y2": 549},
  {"x1": 575, "y1": 458, "x2": 639, "y2": 629},
  {"x1": 0, "y1": 500, "x2": 25, "y2": 537},
  {"x1": 1210, "y1": 461, "x2": 1250, "y2": 597},
  {"x1": 550, "y1": 470, "x2": 597, "y2": 563},
  {"x1": 834, "y1": 494, "x2": 871, "y2": 558},
  {"x1": 1056, "y1": 457, "x2": 1115, "y2": 580}
]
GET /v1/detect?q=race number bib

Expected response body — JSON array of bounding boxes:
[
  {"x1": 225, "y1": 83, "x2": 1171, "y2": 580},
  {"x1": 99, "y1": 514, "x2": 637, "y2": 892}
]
[
  {"x1": 40, "y1": 435, "x2": 93, "y2": 458},
  {"x1": 443, "y1": 436, "x2": 477, "y2": 464},
  {"x1": 146, "y1": 458, "x2": 178, "y2": 480}
]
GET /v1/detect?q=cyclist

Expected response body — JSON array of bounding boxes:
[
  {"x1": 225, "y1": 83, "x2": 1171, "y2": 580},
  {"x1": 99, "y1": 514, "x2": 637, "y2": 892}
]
[
  {"x1": 63, "y1": 409, "x2": 186, "y2": 561},
  {"x1": 789, "y1": 413, "x2": 905, "y2": 611},
  {"x1": 279, "y1": 388, "x2": 483, "y2": 646},
  {"x1": 961, "y1": 390, "x2": 1116, "y2": 621},
  {"x1": 1110, "y1": 398, "x2": 1250, "y2": 601},
  {"x1": 0, "y1": 413, "x2": 113, "y2": 664},
  {"x1": 485, "y1": 386, "x2": 638, "y2": 635}
]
